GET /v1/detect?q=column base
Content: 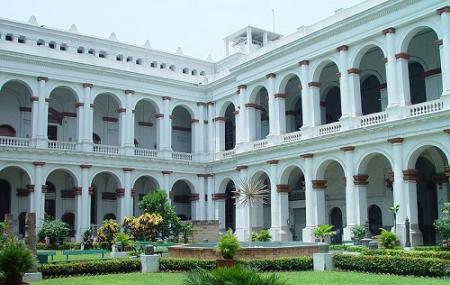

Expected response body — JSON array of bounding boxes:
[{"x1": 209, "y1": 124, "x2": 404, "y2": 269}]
[
  {"x1": 279, "y1": 225, "x2": 293, "y2": 241},
  {"x1": 79, "y1": 142, "x2": 93, "y2": 152},
  {"x1": 235, "y1": 227, "x2": 249, "y2": 242},
  {"x1": 386, "y1": 105, "x2": 405, "y2": 121},
  {"x1": 300, "y1": 126, "x2": 314, "y2": 139},
  {"x1": 396, "y1": 223, "x2": 423, "y2": 247},
  {"x1": 302, "y1": 226, "x2": 316, "y2": 243},
  {"x1": 34, "y1": 137, "x2": 48, "y2": 149},
  {"x1": 339, "y1": 116, "x2": 359, "y2": 131},
  {"x1": 269, "y1": 227, "x2": 281, "y2": 241}
]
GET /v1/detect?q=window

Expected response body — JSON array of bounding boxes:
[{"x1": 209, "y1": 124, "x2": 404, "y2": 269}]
[
  {"x1": 182, "y1": 68, "x2": 189, "y2": 74},
  {"x1": 49, "y1": 41, "x2": 56, "y2": 49},
  {"x1": 150, "y1": 61, "x2": 157, "y2": 68},
  {"x1": 126, "y1": 56, "x2": 133, "y2": 62},
  {"x1": 88, "y1": 49, "x2": 95, "y2": 56},
  {"x1": 136, "y1": 58, "x2": 143, "y2": 65},
  {"x1": 200, "y1": 71, "x2": 206, "y2": 76},
  {"x1": 60, "y1": 44, "x2": 67, "y2": 51},
  {"x1": 18, "y1": 36, "x2": 26, "y2": 44},
  {"x1": 191, "y1": 70, "x2": 198, "y2": 76},
  {"x1": 5, "y1": 34, "x2": 13, "y2": 41},
  {"x1": 160, "y1": 63, "x2": 166, "y2": 69},
  {"x1": 169, "y1": 65, "x2": 176, "y2": 71},
  {"x1": 37, "y1": 39, "x2": 45, "y2": 46},
  {"x1": 116, "y1": 54, "x2": 123, "y2": 61},
  {"x1": 99, "y1": 51, "x2": 107, "y2": 58},
  {"x1": 77, "y1": 47, "x2": 85, "y2": 54}
]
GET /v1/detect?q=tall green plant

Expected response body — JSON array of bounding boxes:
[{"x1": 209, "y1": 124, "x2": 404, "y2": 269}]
[
  {"x1": 0, "y1": 238, "x2": 36, "y2": 285},
  {"x1": 97, "y1": 219, "x2": 120, "y2": 249},
  {"x1": 235, "y1": 177, "x2": 269, "y2": 247},
  {"x1": 313, "y1": 224, "x2": 335, "y2": 243},
  {"x1": 377, "y1": 229, "x2": 398, "y2": 249},
  {"x1": 434, "y1": 202, "x2": 450, "y2": 240},
  {"x1": 389, "y1": 204, "x2": 400, "y2": 233},
  {"x1": 216, "y1": 229, "x2": 240, "y2": 260},
  {"x1": 38, "y1": 218, "x2": 70, "y2": 245}
]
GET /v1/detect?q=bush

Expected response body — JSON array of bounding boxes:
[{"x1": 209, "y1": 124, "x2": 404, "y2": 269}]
[
  {"x1": 113, "y1": 232, "x2": 133, "y2": 248},
  {"x1": 334, "y1": 254, "x2": 450, "y2": 277},
  {"x1": 123, "y1": 213, "x2": 163, "y2": 242},
  {"x1": 361, "y1": 248, "x2": 450, "y2": 260},
  {"x1": 329, "y1": 245, "x2": 367, "y2": 252},
  {"x1": 38, "y1": 218, "x2": 70, "y2": 245},
  {"x1": 434, "y1": 217, "x2": 450, "y2": 240},
  {"x1": 350, "y1": 225, "x2": 367, "y2": 241},
  {"x1": 160, "y1": 258, "x2": 216, "y2": 271},
  {"x1": 313, "y1": 224, "x2": 335, "y2": 242},
  {"x1": 39, "y1": 258, "x2": 140, "y2": 278},
  {"x1": 97, "y1": 219, "x2": 120, "y2": 249},
  {"x1": 252, "y1": 229, "x2": 272, "y2": 242},
  {"x1": 377, "y1": 229, "x2": 398, "y2": 249},
  {"x1": 36, "y1": 242, "x2": 81, "y2": 250},
  {"x1": 184, "y1": 265, "x2": 287, "y2": 285},
  {"x1": 216, "y1": 229, "x2": 240, "y2": 259},
  {"x1": 0, "y1": 238, "x2": 36, "y2": 285},
  {"x1": 82, "y1": 229, "x2": 94, "y2": 249},
  {"x1": 414, "y1": 246, "x2": 450, "y2": 252}
]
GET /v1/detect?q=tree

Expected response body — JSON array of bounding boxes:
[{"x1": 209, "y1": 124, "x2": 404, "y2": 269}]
[
  {"x1": 138, "y1": 190, "x2": 181, "y2": 240},
  {"x1": 389, "y1": 204, "x2": 400, "y2": 233},
  {"x1": 235, "y1": 177, "x2": 269, "y2": 247},
  {"x1": 38, "y1": 218, "x2": 70, "y2": 246},
  {"x1": 97, "y1": 219, "x2": 120, "y2": 249}
]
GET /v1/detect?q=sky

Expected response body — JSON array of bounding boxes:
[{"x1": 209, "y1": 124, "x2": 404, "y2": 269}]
[{"x1": 1, "y1": 0, "x2": 364, "y2": 60}]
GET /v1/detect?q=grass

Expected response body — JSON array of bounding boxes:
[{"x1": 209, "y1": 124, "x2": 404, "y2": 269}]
[
  {"x1": 33, "y1": 271, "x2": 450, "y2": 285},
  {"x1": 37, "y1": 250, "x2": 112, "y2": 262}
]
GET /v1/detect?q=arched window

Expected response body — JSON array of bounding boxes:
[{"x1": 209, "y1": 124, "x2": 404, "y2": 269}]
[
  {"x1": 368, "y1": 205, "x2": 383, "y2": 235},
  {"x1": 0, "y1": 125, "x2": 16, "y2": 137},
  {"x1": 61, "y1": 213, "x2": 75, "y2": 237},
  {"x1": 409, "y1": 62, "x2": 426, "y2": 105},
  {"x1": 93, "y1": 133, "x2": 101, "y2": 144},
  {"x1": 361, "y1": 75, "x2": 382, "y2": 115}
]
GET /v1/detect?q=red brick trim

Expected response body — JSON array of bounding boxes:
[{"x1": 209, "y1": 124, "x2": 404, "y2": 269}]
[
  {"x1": 274, "y1": 93, "x2": 287, "y2": 99},
  {"x1": 437, "y1": 6, "x2": 450, "y2": 15},
  {"x1": 19, "y1": 107, "x2": 31, "y2": 112},
  {"x1": 162, "y1": 96, "x2": 172, "y2": 101},
  {"x1": 162, "y1": 171, "x2": 173, "y2": 175},
  {"x1": 191, "y1": 119, "x2": 199, "y2": 123},
  {"x1": 73, "y1": 187, "x2": 82, "y2": 196},
  {"x1": 245, "y1": 103, "x2": 261, "y2": 109},
  {"x1": 82, "y1": 83, "x2": 93, "y2": 88},
  {"x1": 131, "y1": 189, "x2": 137, "y2": 197},
  {"x1": 424, "y1": 68, "x2": 441, "y2": 77},
  {"x1": 300, "y1": 153, "x2": 314, "y2": 159},
  {"x1": 204, "y1": 120, "x2": 209, "y2": 124},
  {"x1": 138, "y1": 121, "x2": 153, "y2": 127},
  {"x1": 213, "y1": 117, "x2": 225, "y2": 122},
  {"x1": 403, "y1": 170, "x2": 419, "y2": 182},
  {"x1": 155, "y1": 113, "x2": 164, "y2": 118},
  {"x1": 387, "y1": 137, "x2": 404, "y2": 144},
  {"x1": 116, "y1": 188, "x2": 125, "y2": 197},
  {"x1": 123, "y1": 168, "x2": 134, "y2": 172},
  {"x1": 308, "y1": 82, "x2": 321, "y2": 88},
  {"x1": 382, "y1": 27, "x2": 396, "y2": 35},
  {"x1": 395, "y1": 53, "x2": 410, "y2": 60},
  {"x1": 103, "y1": 117, "x2": 118, "y2": 122},
  {"x1": 444, "y1": 129, "x2": 450, "y2": 135},
  {"x1": 445, "y1": 167, "x2": 450, "y2": 177},
  {"x1": 298, "y1": 60, "x2": 310, "y2": 66},
  {"x1": 37, "y1": 76, "x2": 48, "y2": 82},
  {"x1": 353, "y1": 175, "x2": 369, "y2": 186},
  {"x1": 189, "y1": 193, "x2": 199, "y2": 201},
  {"x1": 33, "y1": 161, "x2": 45, "y2": 166},
  {"x1": 336, "y1": 45, "x2": 349, "y2": 52},
  {"x1": 238, "y1": 85, "x2": 247, "y2": 90},
  {"x1": 88, "y1": 187, "x2": 95, "y2": 195},
  {"x1": 117, "y1": 108, "x2": 126, "y2": 113},
  {"x1": 340, "y1": 146, "x2": 355, "y2": 152},
  {"x1": 432, "y1": 174, "x2": 449, "y2": 185},
  {"x1": 436, "y1": 39, "x2": 443, "y2": 46},
  {"x1": 276, "y1": 184, "x2": 290, "y2": 193},
  {"x1": 27, "y1": 184, "x2": 35, "y2": 193},
  {"x1": 267, "y1": 160, "x2": 279, "y2": 165},
  {"x1": 347, "y1": 68, "x2": 361, "y2": 75},
  {"x1": 124, "y1": 90, "x2": 135, "y2": 95},
  {"x1": 236, "y1": 165, "x2": 248, "y2": 171},
  {"x1": 266, "y1": 73, "x2": 276, "y2": 79},
  {"x1": 75, "y1": 102, "x2": 85, "y2": 108},
  {"x1": 90, "y1": 104, "x2": 95, "y2": 108},
  {"x1": 312, "y1": 180, "x2": 327, "y2": 189},
  {"x1": 234, "y1": 110, "x2": 240, "y2": 115},
  {"x1": 45, "y1": 98, "x2": 50, "y2": 103},
  {"x1": 212, "y1": 193, "x2": 227, "y2": 200},
  {"x1": 197, "y1": 173, "x2": 214, "y2": 178},
  {"x1": 80, "y1": 164, "x2": 92, "y2": 169},
  {"x1": 30, "y1": 96, "x2": 39, "y2": 102}
]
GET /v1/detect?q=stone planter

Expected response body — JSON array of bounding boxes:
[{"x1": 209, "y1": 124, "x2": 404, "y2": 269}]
[{"x1": 216, "y1": 259, "x2": 236, "y2": 268}]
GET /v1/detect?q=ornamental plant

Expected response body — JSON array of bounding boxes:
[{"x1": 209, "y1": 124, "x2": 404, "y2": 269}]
[
  {"x1": 351, "y1": 225, "x2": 368, "y2": 242},
  {"x1": 113, "y1": 232, "x2": 133, "y2": 248},
  {"x1": 313, "y1": 224, "x2": 335, "y2": 243},
  {"x1": 38, "y1": 218, "x2": 70, "y2": 246},
  {"x1": 97, "y1": 219, "x2": 120, "y2": 249},
  {"x1": 252, "y1": 229, "x2": 272, "y2": 242},
  {"x1": 123, "y1": 213, "x2": 163, "y2": 242},
  {"x1": 216, "y1": 229, "x2": 240, "y2": 260},
  {"x1": 0, "y1": 238, "x2": 36, "y2": 285},
  {"x1": 377, "y1": 229, "x2": 398, "y2": 249},
  {"x1": 434, "y1": 203, "x2": 450, "y2": 240}
]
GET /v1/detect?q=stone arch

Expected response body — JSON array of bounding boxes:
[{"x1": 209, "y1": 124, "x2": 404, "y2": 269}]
[
  {"x1": 350, "y1": 42, "x2": 387, "y2": 69},
  {"x1": 356, "y1": 150, "x2": 394, "y2": 175},
  {"x1": 399, "y1": 24, "x2": 442, "y2": 54},
  {"x1": 47, "y1": 84, "x2": 82, "y2": 103},
  {"x1": 171, "y1": 178, "x2": 195, "y2": 221},
  {"x1": 43, "y1": 166, "x2": 80, "y2": 187},
  {"x1": 311, "y1": 58, "x2": 341, "y2": 82},
  {"x1": 92, "y1": 90, "x2": 123, "y2": 108},
  {"x1": 277, "y1": 72, "x2": 302, "y2": 94},
  {"x1": 133, "y1": 97, "x2": 161, "y2": 114},
  {"x1": 89, "y1": 170, "x2": 123, "y2": 188},
  {"x1": 0, "y1": 78, "x2": 35, "y2": 97},
  {"x1": 132, "y1": 175, "x2": 160, "y2": 216},
  {"x1": 279, "y1": 164, "x2": 306, "y2": 185},
  {"x1": 406, "y1": 143, "x2": 449, "y2": 170},
  {"x1": 314, "y1": 157, "x2": 346, "y2": 179}
]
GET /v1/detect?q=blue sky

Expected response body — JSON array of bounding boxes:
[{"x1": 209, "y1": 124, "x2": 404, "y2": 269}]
[{"x1": 1, "y1": 0, "x2": 363, "y2": 60}]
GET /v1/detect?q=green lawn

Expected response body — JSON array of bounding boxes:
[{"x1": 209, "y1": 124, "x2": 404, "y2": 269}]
[
  {"x1": 33, "y1": 271, "x2": 449, "y2": 285},
  {"x1": 37, "y1": 251, "x2": 112, "y2": 263}
]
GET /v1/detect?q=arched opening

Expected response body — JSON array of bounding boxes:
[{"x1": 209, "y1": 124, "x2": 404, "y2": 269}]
[
  {"x1": 283, "y1": 76, "x2": 303, "y2": 132},
  {"x1": 93, "y1": 133, "x2": 101, "y2": 144},
  {"x1": 171, "y1": 106, "x2": 193, "y2": 153},
  {"x1": 407, "y1": 28, "x2": 442, "y2": 104},
  {"x1": 61, "y1": 212, "x2": 75, "y2": 237},
  {"x1": 171, "y1": 180, "x2": 193, "y2": 220},
  {"x1": 93, "y1": 93, "x2": 121, "y2": 146},
  {"x1": 18, "y1": 212, "x2": 26, "y2": 236},
  {"x1": 249, "y1": 87, "x2": 269, "y2": 140},
  {"x1": 329, "y1": 207, "x2": 343, "y2": 244},
  {"x1": 91, "y1": 172, "x2": 120, "y2": 227},
  {"x1": 0, "y1": 81, "x2": 32, "y2": 139},
  {"x1": 319, "y1": 63, "x2": 341, "y2": 124},
  {"x1": 252, "y1": 172, "x2": 271, "y2": 230},
  {"x1": 368, "y1": 205, "x2": 383, "y2": 235},
  {"x1": 284, "y1": 167, "x2": 305, "y2": 241},
  {"x1": 48, "y1": 87, "x2": 78, "y2": 142},
  {"x1": 133, "y1": 176, "x2": 159, "y2": 216},
  {"x1": 0, "y1": 166, "x2": 31, "y2": 236},
  {"x1": 134, "y1": 100, "x2": 158, "y2": 150},
  {"x1": 225, "y1": 180, "x2": 236, "y2": 231},
  {"x1": 224, "y1": 104, "x2": 236, "y2": 150},
  {"x1": 358, "y1": 46, "x2": 387, "y2": 114}
]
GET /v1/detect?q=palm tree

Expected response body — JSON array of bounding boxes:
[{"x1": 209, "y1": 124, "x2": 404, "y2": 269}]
[
  {"x1": 389, "y1": 204, "x2": 400, "y2": 233},
  {"x1": 235, "y1": 176, "x2": 269, "y2": 247}
]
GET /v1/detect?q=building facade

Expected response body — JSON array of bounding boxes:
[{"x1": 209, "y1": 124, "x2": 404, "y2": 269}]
[{"x1": 0, "y1": 0, "x2": 449, "y2": 246}]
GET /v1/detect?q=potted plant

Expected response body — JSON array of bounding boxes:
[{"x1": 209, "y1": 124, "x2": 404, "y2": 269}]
[
  {"x1": 215, "y1": 229, "x2": 240, "y2": 267},
  {"x1": 350, "y1": 225, "x2": 368, "y2": 245},
  {"x1": 313, "y1": 224, "x2": 335, "y2": 243},
  {"x1": 0, "y1": 238, "x2": 36, "y2": 285}
]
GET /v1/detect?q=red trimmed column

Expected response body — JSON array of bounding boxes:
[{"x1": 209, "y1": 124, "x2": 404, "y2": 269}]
[
  {"x1": 395, "y1": 52, "x2": 412, "y2": 106},
  {"x1": 402, "y1": 169, "x2": 423, "y2": 246}
]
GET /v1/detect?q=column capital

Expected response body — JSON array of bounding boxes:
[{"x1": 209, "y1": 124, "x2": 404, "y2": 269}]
[
  {"x1": 308, "y1": 82, "x2": 321, "y2": 88},
  {"x1": 347, "y1": 68, "x2": 361, "y2": 75},
  {"x1": 336, "y1": 45, "x2": 349, "y2": 52},
  {"x1": 437, "y1": 6, "x2": 450, "y2": 15},
  {"x1": 403, "y1": 169, "x2": 419, "y2": 182},
  {"x1": 90, "y1": 104, "x2": 95, "y2": 108},
  {"x1": 382, "y1": 27, "x2": 396, "y2": 35},
  {"x1": 340, "y1": 146, "x2": 355, "y2": 152},
  {"x1": 274, "y1": 93, "x2": 287, "y2": 99},
  {"x1": 300, "y1": 153, "x2": 314, "y2": 159},
  {"x1": 395, "y1": 53, "x2": 410, "y2": 60},
  {"x1": 117, "y1": 108, "x2": 126, "y2": 113},
  {"x1": 75, "y1": 102, "x2": 85, "y2": 108},
  {"x1": 276, "y1": 184, "x2": 290, "y2": 193},
  {"x1": 131, "y1": 189, "x2": 137, "y2": 197},
  {"x1": 266, "y1": 73, "x2": 276, "y2": 79},
  {"x1": 387, "y1": 137, "x2": 404, "y2": 144},
  {"x1": 312, "y1": 180, "x2": 327, "y2": 189},
  {"x1": 30, "y1": 96, "x2": 39, "y2": 102},
  {"x1": 212, "y1": 193, "x2": 227, "y2": 200},
  {"x1": 123, "y1": 168, "x2": 134, "y2": 172},
  {"x1": 88, "y1": 187, "x2": 95, "y2": 195},
  {"x1": 443, "y1": 129, "x2": 450, "y2": 135},
  {"x1": 436, "y1": 39, "x2": 443, "y2": 46},
  {"x1": 155, "y1": 113, "x2": 164, "y2": 118},
  {"x1": 236, "y1": 165, "x2": 248, "y2": 171},
  {"x1": 238, "y1": 84, "x2": 247, "y2": 90},
  {"x1": 27, "y1": 184, "x2": 35, "y2": 193},
  {"x1": 37, "y1": 76, "x2": 48, "y2": 82},
  {"x1": 298, "y1": 60, "x2": 310, "y2": 66},
  {"x1": 197, "y1": 173, "x2": 213, "y2": 178},
  {"x1": 162, "y1": 171, "x2": 173, "y2": 175},
  {"x1": 116, "y1": 188, "x2": 125, "y2": 197},
  {"x1": 432, "y1": 174, "x2": 449, "y2": 185},
  {"x1": 73, "y1": 187, "x2": 82, "y2": 196},
  {"x1": 82, "y1": 83, "x2": 93, "y2": 88},
  {"x1": 33, "y1": 161, "x2": 46, "y2": 166},
  {"x1": 267, "y1": 160, "x2": 279, "y2": 165},
  {"x1": 80, "y1": 164, "x2": 92, "y2": 169},
  {"x1": 353, "y1": 174, "x2": 369, "y2": 185},
  {"x1": 191, "y1": 119, "x2": 199, "y2": 123},
  {"x1": 207, "y1": 101, "x2": 215, "y2": 106},
  {"x1": 162, "y1": 96, "x2": 172, "y2": 101},
  {"x1": 213, "y1": 116, "x2": 225, "y2": 122},
  {"x1": 445, "y1": 167, "x2": 450, "y2": 177},
  {"x1": 197, "y1": 102, "x2": 207, "y2": 106},
  {"x1": 124, "y1": 90, "x2": 135, "y2": 95},
  {"x1": 189, "y1": 193, "x2": 200, "y2": 201}
]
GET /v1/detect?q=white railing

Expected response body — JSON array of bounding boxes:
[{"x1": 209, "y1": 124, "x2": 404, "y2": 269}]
[
  {"x1": 283, "y1": 131, "x2": 302, "y2": 143},
  {"x1": 48, "y1": 141, "x2": 77, "y2": 151},
  {"x1": 318, "y1": 122, "x2": 342, "y2": 136},
  {"x1": 222, "y1": 149, "x2": 236, "y2": 159},
  {"x1": 172, "y1": 151, "x2": 193, "y2": 161},
  {"x1": 253, "y1": 139, "x2": 269, "y2": 150},
  {"x1": 93, "y1": 144, "x2": 120, "y2": 155},
  {"x1": 360, "y1": 111, "x2": 388, "y2": 127},
  {"x1": 408, "y1": 100, "x2": 444, "y2": 117},
  {"x1": 134, "y1": 148, "x2": 158, "y2": 158},
  {"x1": 0, "y1": 136, "x2": 30, "y2": 147}
]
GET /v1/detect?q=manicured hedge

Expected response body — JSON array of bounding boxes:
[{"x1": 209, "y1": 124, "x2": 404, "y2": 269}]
[
  {"x1": 39, "y1": 258, "x2": 140, "y2": 278},
  {"x1": 37, "y1": 242, "x2": 81, "y2": 250},
  {"x1": 159, "y1": 258, "x2": 216, "y2": 271},
  {"x1": 413, "y1": 246, "x2": 450, "y2": 252},
  {"x1": 334, "y1": 254, "x2": 450, "y2": 277},
  {"x1": 329, "y1": 245, "x2": 368, "y2": 252},
  {"x1": 362, "y1": 249, "x2": 450, "y2": 260}
]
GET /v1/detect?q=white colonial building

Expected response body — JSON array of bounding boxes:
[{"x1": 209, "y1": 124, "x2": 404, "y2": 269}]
[{"x1": 0, "y1": 0, "x2": 449, "y2": 246}]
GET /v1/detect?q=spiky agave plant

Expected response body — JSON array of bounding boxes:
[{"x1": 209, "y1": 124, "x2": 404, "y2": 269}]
[{"x1": 235, "y1": 176, "x2": 269, "y2": 247}]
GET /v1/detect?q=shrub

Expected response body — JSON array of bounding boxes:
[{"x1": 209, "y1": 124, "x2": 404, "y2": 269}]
[
  {"x1": 361, "y1": 248, "x2": 450, "y2": 260},
  {"x1": 0, "y1": 222, "x2": 7, "y2": 247},
  {"x1": 39, "y1": 258, "x2": 140, "y2": 278},
  {"x1": 38, "y1": 218, "x2": 70, "y2": 245},
  {"x1": 36, "y1": 242, "x2": 81, "y2": 250},
  {"x1": 329, "y1": 244, "x2": 367, "y2": 252},
  {"x1": 252, "y1": 229, "x2": 272, "y2": 242},
  {"x1": 184, "y1": 265, "x2": 287, "y2": 285},
  {"x1": 313, "y1": 224, "x2": 335, "y2": 242},
  {"x1": 179, "y1": 222, "x2": 193, "y2": 243},
  {"x1": 414, "y1": 246, "x2": 450, "y2": 252},
  {"x1": 0, "y1": 238, "x2": 36, "y2": 285},
  {"x1": 216, "y1": 229, "x2": 240, "y2": 260},
  {"x1": 97, "y1": 219, "x2": 120, "y2": 249},
  {"x1": 334, "y1": 254, "x2": 450, "y2": 277},
  {"x1": 434, "y1": 217, "x2": 450, "y2": 240},
  {"x1": 113, "y1": 232, "x2": 133, "y2": 248},
  {"x1": 350, "y1": 225, "x2": 367, "y2": 241},
  {"x1": 377, "y1": 229, "x2": 398, "y2": 249},
  {"x1": 160, "y1": 258, "x2": 216, "y2": 271},
  {"x1": 82, "y1": 229, "x2": 94, "y2": 249}
]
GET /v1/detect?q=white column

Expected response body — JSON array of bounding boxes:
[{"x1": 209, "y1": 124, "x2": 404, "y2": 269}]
[
  {"x1": 118, "y1": 107, "x2": 127, "y2": 148},
  {"x1": 161, "y1": 97, "x2": 172, "y2": 158},
  {"x1": 207, "y1": 102, "x2": 215, "y2": 152},
  {"x1": 80, "y1": 165, "x2": 91, "y2": 233},
  {"x1": 313, "y1": 181, "x2": 326, "y2": 226},
  {"x1": 215, "y1": 196, "x2": 225, "y2": 230},
  {"x1": 235, "y1": 166, "x2": 249, "y2": 241},
  {"x1": 124, "y1": 90, "x2": 135, "y2": 155},
  {"x1": 308, "y1": 83, "x2": 322, "y2": 126},
  {"x1": 162, "y1": 171, "x2": 172, "y2": 205},
  {"x1": 383, "y1": 28, "x2": 400, "y2": 107},
  {"x1": 36, "y1": 77, "x2": 48, "y2": 148},
  {"x1": 396, "y1": 53, "x2": 412, "y2": 106},
  {"x1": 347, "y1": 69, "x2": 362, "y2": 116},
  {"x1": 197, "y1": 103, "x2": 205, "y2": 154},
  {"x1": 390, "y1": 138, "x2": 405, "y2": 238},
  {"x1": 337, "y1": 46, "x2": 351, "y2": 118},
  {"x1": 402, "y1": 170, "x2": 423, "y2": 246},
  {"x1": 237, "y1": 86, "x2": 248, "y2": 144},
  {"x1": 207, "y1": 175, "x2": 214, "y2": 220},
  {"x1": 353, "y1": 175, "x2": 368, "y2": 225},
  {"x1": 299, "y1": 62, "x2": 312, "y2": 128},
  {"x1": 75, "y1": 187, "x2": 83, "y2": 241},
  {"x1": 155, "y1": 114, "x2": 163, "y2": 150},
  {"x1": 246, "y1": 105, "x2": 256, "y2": 141},
  {"x1": 439, "y1": 8, "x2": 450, "y2": 95},
  {"x1": 30, "y1": 96, "x2": 39, "y2": 146},
  {"x1": 302, "y1": 154, "x2": 316, "y2": 242},
  {"x1": 197, "y1": 175, "x2": 206, "y2": 220},
  {"x1": 83, "y1": 84, "x2": 94, "y2": 151},
  {"x1": 276, "y1": 184, "x2": 291, "y2": 241},
  {"x1": 342, "y1": 146, "x2": 356, "y2": 242},
  {"x1": 275, "y1": 94, "x2": 286, "y2": 134},
  {"x1": 75, "y1": 102, "x2": 85, "y2": 147},
  {"x1": 214, "y1": 118, "x2": 225, "y2": 152},
  {"x1": 32, "y1": 161, "x2": 45, "y2": 230},
  {"x1": 266, "y1": 73, "x2": 278, "y2": 136},
  {"x1": 123, "y1": 168, "x2": 133, "y2": 219},
  {"x1": 268, "y1": 161, "x2": 280, "y2": 240}
]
